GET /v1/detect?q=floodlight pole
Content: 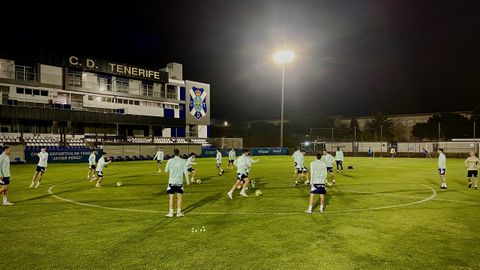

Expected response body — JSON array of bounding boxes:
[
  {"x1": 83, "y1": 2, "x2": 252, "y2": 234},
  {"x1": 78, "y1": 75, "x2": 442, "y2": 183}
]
[{"x1": 280, "y1": 63, "x2": 285, "y2": 148}]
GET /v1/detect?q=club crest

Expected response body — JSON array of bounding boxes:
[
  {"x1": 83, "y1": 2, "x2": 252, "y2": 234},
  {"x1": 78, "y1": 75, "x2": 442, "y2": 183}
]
[{"x1": 189, "y1": 87, "x2": 207, "y2": 119}]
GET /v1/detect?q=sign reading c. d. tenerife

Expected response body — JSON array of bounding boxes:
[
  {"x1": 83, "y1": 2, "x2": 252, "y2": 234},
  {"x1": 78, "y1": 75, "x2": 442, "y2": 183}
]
[{"x1": 67, "y1": 55, "x2": 168, "y2": 82}]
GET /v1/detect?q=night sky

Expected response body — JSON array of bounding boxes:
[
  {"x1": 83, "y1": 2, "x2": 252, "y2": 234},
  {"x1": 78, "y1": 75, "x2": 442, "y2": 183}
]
[{"x1": 2, "y1": 0, "x2": 480, "y2": 121}]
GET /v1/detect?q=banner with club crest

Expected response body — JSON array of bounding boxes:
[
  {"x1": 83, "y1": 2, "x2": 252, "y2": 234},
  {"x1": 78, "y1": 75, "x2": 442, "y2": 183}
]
[{"x1": 185, "y1": 80, "x2": 210, "y2": 125}]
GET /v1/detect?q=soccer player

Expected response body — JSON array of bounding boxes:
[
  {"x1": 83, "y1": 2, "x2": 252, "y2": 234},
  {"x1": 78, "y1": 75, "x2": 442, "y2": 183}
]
[
  {"x1": 165, "y1": 148, "x2": 190, "y2": 217},
  {"x1": 335, "y1": 147, "x2": 344, "y2": 174},
  {"x1": 227, "y1": 149, "x2": 250, "y2": 199},
  {"x1": 438, "y1": 148, "x2": 447, "y2": 189},
  {"x1": 153, "y1": 148, "x2": 165, "y2": 173},
  {"x1": 295, "y1": 150, "x2": 309, "y2": 186},
  {"x1": 29, "y1": 146, "x2": 49, "y2": 188},
  {"x1": 87, "y1": 149, "x2": 96, "y2": 181},
  {"x1": 228, "y1": 148, "x2": 236, "y2": 170},
  {"x1": 186, "y1": 153, "x2": 197, "y2": 184},
  {"x1": 0, "y1": 146, "x2": 13, "y2": 206},
  {"x1": 322, "y1": 150, "x2": 336, "y2": 186},
  {"x1": 465, "y1": 151, "x2": 479, "y2": 190},
  {"x1": 216, "y1": 149, "x2": 224, "y2": 176},
  {"x1": 292, "y1": 147, "x2": 302, "y2": 177},
  {"x1": 95, "y1": 152, "x2": 111, "y2": 188},
  {"x1": 306, "y1": 152, "x2": 327, "y2": 214},
  {"x1": 390, "y1": 147, "x2": 396, "y2": 158}
]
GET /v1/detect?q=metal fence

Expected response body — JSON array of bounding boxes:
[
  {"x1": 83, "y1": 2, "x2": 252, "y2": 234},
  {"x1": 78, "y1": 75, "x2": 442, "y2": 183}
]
[{"x1": 308, "y1": 123, "x2": 480, "y2": 156}]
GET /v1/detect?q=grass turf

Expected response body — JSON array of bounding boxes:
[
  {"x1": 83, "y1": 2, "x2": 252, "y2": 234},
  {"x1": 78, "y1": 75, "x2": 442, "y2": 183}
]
[{"x1": 1, "y1": 156, "x2": 479, "y2": 269}]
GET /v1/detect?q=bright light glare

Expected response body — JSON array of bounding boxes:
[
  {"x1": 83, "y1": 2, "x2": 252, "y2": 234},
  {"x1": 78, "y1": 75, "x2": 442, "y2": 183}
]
[
  {"x1": 224, "y1": 121, "x2": 228, "y2": 127},
  {"x1": 304, "y1": 141, "x2": 310, "y2": 146},
  {"x1": 273, "y1": 50, "x2": 295, "y2": 64}
]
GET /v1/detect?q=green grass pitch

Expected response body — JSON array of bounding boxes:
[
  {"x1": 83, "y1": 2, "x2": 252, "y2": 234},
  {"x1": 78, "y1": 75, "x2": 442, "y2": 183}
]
[{"x1": 1, "y1": 156, "x2": 479, "y2": 269}]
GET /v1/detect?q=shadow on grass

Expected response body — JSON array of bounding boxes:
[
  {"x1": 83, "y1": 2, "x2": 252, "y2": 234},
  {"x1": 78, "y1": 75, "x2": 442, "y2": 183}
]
[{"x1": 183, "y1": 192, "x2": 223, "y2": 214}]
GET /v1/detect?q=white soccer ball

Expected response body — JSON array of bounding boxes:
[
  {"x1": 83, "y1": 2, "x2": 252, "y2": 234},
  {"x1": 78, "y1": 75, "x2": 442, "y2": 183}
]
[
  {"x1": 304, "y1": 180, "x2": 310, "y2": 185},
  {"x1": 237, "y1": 184, "x2": 242, "y2": 190},
  {"x1": 116, "y1": 181, "x2": 122, "y2": 187},
  {"x1": 255, "y1": 190, "x2": 262, "y2": 196},
  {"x1": 196, "y1": 179, "x2": 202, "y2": 184}
]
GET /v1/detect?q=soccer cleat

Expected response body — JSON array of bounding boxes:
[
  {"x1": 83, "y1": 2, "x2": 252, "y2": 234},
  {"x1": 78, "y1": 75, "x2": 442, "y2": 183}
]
[
  {"x1": 176, "y1": 212, "x2": 185, "y2": 218},
  {"x1": 305, "y1": 209, "x2": 312, "y2": 214},
  {"x1": 95, "y1": 184, "x2": 102, "y2": 188},
  {"x1": 227, "y1": 192, "x2": 233, "y2": 199},
  {"x1": 295, "y1": 181, "x2": 299, "y2": 187},
  {"x1": 165, "y1": 212, "x2": 174, "y2": 218},
  {"x1": 34, "y1": 182, "x2": 41, "y2": 189},
  {"x1": 158, "y1": 169, "x2": 162, "y2": 173},
  {"x1": 468, "y1": 183, "x2": 472, "y2": 188},
  {"x1": 3, "y1": 201, "x2": 14, "y2": 206},
  {"x1": 475, "y1": 186, "x2": 478, "y2": 190},
  {"x1": 320, "y1": 206, "x2": 324, "y2": 213},
  {"x1": 240, "y1": 191, "x2": 248, "y2": 197},
  {"x1": 29, "y1": 182, "x2": 35, "y2": 188}
]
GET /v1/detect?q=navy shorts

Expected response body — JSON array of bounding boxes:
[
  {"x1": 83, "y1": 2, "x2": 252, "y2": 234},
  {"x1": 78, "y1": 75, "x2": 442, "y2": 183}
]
[
  {"x1": 167, "y1": 184, "x2": 184, "y2": 194},
  {"x1": 438, "y1": 169, "x2": 446, "y2": 176},
  {"x1": 96, "y1": 171, "x2": 104, "y2": 177},
  {"x1": 310, "y1": 184, "x2": 326, "y2": 194},
  {"x1": 187, "y1": 167, "x2": 195, "y2": 173},
  {"x1": 467, "y1": 170, "x2": 478, "y2": 177},
  {"x1": 327, "y1": 167, "x2": 333, "y2": 173},
  {"x1": 336, "y1": 161, "x2": 343, "y2": 165},
  {"x1": 0, "y1": 177, "x2": 10, "y2": 185},
  {"x1": 89, "y1": 164, "x2": 96, "y2": 170},
  {"x1": 297, "y1": 167, "x2": 308, "y2": 174},
  {"x1": 36, "y1": 166, "x2": 46, "y2": 173},
  {"x1": 237, "y1": 173, "x2": 249, "y2": 183},
  {"x1": 229, "y1": 159, "x2": 234, "y2": 164}
]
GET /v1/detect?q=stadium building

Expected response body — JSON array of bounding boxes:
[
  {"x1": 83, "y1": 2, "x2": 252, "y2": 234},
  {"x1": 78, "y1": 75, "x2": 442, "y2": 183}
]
[{"x1": 0, "y1": 54, "x2": 211, "y2": 162}]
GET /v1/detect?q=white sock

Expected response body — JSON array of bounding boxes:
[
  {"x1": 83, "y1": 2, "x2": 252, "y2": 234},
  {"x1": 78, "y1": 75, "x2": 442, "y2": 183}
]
[
  {"x1": 320, "y1": 205, "x2": 324, "y2": 211},
  {"x1": 177, "y1": 208, "x2": 182, "y2": 213},
  {"x1": 3, "y1": 195, "x2": 7, "y2": 203},
  {"x1": 307, "y1": 205, "x2": 312, "y2": 211},
  {"x1": 169, "y1": 208, "x2": 173, "y2": 214}
]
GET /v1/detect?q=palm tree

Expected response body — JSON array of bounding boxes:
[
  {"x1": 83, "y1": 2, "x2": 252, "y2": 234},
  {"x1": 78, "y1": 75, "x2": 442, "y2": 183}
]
[{"x1": 365, "y1": 112, "x2": 395, "y2": 140}]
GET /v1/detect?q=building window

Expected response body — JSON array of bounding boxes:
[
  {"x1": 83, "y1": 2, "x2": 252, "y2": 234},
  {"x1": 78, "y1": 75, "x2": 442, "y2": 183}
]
[
  {"x1": 25, "y1": 88, "x2": 32, "y2": 95},
  {"x1": 33, "y1": 89, "x2": 40, "y2": 96},
  {"x1": 88, "y1": 96, "x2": 94, "y2": 101},
  {"x1": 166, "y1": 85, "x2": 177, "y2": 99},
  {"x1": 67, "y1": 71, "x2": 82, "y2": 87},
  {"x1": 160, "y1": 84, "x2": 166, "y2": 98},
  {"x1": 116, "y1": 78, "x2": 130, "y2": 94},
  {"x1": 141, "y1": 82, "x2": 154, "y2": 97},
  {"x1": 41, "y1": 90, "x2": 48, "y2": 96},
  {"x1": 98, "y1": 76, "x2": 112, "y2": 92},
  {"x1": 16, "y1": 87, "x2": 24, "y2": 94},
  {"x1": 15, "y1": 65, "x2": 36, "y2": 81}
]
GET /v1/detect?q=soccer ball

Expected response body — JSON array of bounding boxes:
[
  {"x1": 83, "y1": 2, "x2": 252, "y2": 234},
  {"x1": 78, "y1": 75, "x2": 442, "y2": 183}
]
[
  {"x1": 304, "y1": 180, "x2": 310, "y2": 185},
  {"x1": 196, "y1": 179, "x2": 202, "y2": 184},
  {"x1": 327, "y1": 182, "x2": 333, "y2": 187},
  {"x1": 255, "y1": 190, "x2": 262, "y2": 196},
  {"x1": 116, "y1": 181, "x2": 122, "y2": 187},
  {"x1": 237, "y1": 184, "x2": 242, "y2": 189}
]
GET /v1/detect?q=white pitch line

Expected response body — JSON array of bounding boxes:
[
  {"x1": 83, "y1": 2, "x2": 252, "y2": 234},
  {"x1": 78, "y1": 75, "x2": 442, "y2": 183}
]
[{"x1": 47, "y1": 183, "x2": 438, "y2": 215}]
